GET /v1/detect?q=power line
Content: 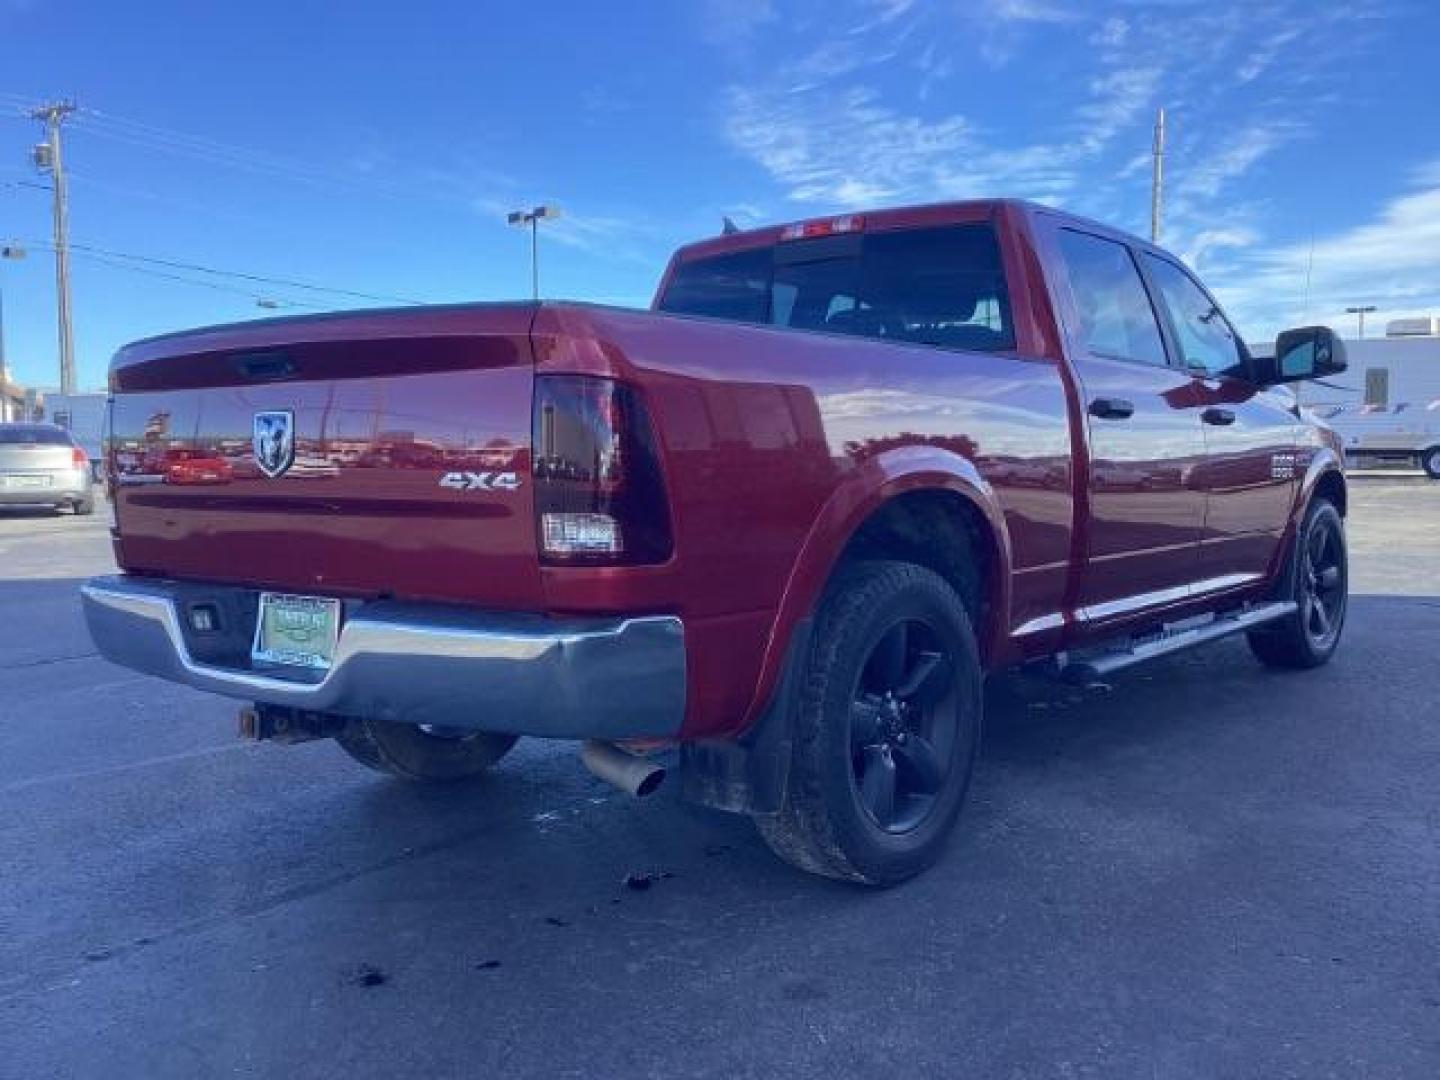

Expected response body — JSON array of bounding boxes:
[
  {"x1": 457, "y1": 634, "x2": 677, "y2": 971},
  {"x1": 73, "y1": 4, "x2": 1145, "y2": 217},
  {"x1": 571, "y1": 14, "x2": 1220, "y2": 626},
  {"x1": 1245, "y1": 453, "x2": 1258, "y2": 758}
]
[
  {"x1": 22, "y1": 238, "x2": 424, "y2": 306},
  {"x1": 71, "y1": 106, "x2": 413, "y2": 201},
  {"x1": 67, "y1": 248, "x2": 320, "y2": 308}
]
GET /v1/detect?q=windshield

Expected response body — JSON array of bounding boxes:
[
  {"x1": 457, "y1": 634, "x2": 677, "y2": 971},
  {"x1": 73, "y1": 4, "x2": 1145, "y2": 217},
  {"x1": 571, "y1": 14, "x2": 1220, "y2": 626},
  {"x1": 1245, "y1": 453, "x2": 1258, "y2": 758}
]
[{"x1": 658, "y1": 223, "x2": 1016, "y2": 352}]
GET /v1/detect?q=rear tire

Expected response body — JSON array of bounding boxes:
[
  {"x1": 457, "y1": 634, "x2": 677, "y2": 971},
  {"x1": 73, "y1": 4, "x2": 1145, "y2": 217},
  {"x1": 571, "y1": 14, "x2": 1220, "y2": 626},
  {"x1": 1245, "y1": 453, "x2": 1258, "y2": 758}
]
[
  {"x1": 73, "y1": 493, "x2": 95, "y2": 516},
  {"x1": 335, "y1": 719, "x2": 517, "y2": 782},
  {"x1": 1246, "y1": 499, "x2": 1347, "y2": 669},
  {"x1": 756, "y1": 560, "x2": 983, "y2": 886},
  {"x1": 1421, "y1": 446, "x2": 1440, "y2": 480}
]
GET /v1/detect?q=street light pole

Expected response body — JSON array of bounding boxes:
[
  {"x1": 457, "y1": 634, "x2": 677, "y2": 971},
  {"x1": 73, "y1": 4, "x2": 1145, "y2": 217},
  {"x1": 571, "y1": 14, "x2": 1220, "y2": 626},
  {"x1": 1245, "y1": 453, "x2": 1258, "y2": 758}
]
[
  {"x1": 0, "y1": 245, "x2": 24, "y2": 424},
  {"x1": 1345, "y1": 304, "x2": 1377, "y2": 340},
  {"x1": 1150, "y1": 106, "x2": 1165, "y2": 244},
  {"x1": 506, "y1": 205, "x2": 562, "y2": 300},
  {"x1": 0, "y1": 244, "x2": 25, "y2": 387}
]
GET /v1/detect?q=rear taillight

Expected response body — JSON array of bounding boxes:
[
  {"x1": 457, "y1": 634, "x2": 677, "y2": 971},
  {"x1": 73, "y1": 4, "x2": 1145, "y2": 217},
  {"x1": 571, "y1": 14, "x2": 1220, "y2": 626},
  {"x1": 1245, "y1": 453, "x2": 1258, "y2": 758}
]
[
  {"x1": 532, "y1": 376, "x2": 672, "y2": 565},
  {"x1": 71, "y1": 446, "x2": 88, "y2": 468}
]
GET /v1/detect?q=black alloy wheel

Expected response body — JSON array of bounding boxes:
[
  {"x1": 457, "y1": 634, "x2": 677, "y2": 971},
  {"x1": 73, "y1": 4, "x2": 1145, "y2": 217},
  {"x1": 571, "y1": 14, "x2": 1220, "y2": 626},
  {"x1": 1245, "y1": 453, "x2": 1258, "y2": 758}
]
[
  {"x1": 1248, "y1": 498, "x2": 1347, "y2": 670},
  {"x1": 1299, "y1": 513, "x2": 1346, "y2": 652},
  {"x1": 757, "y1": 560, "x2": 983, "y2": 885},
  {"x1": 848, "y1": 618, "x2": 958, "y2": 834}
]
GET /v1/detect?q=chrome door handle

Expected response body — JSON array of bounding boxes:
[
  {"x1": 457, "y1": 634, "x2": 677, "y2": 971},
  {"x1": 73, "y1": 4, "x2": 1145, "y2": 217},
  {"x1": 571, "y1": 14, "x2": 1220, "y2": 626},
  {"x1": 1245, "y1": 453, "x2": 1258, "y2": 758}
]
[{"x1": 1201, "y1": 407, "x2": 1236, "y2": 426}]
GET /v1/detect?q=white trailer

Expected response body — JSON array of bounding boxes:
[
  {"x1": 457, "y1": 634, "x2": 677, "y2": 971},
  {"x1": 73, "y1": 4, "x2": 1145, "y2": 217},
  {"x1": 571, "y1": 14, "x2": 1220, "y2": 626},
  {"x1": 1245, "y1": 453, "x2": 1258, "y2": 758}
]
[{"x1": 1294, "y1": 331, "x2": 1440, "y2": 479}]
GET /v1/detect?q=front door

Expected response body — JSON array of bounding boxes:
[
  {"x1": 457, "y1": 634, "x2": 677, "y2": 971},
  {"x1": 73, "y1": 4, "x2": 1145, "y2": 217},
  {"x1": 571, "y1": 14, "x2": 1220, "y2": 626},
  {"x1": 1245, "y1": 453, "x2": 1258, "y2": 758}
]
[
  {"x1": 1047, "y1": 226, "x2": 1208, "y2": 624},
  {"x1": 1139, "y1": 253, "x2": 1298, "y2": 587}
]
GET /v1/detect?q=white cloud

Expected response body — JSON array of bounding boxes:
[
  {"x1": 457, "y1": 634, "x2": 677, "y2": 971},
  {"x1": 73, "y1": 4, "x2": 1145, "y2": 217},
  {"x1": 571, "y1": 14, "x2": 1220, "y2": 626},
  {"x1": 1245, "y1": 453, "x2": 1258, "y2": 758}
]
[
  {"x1": 699, "y1": 0, "x2": 778, "y2": 49},
  {"x1": 1213, "y1": 165, "x2": 1440, "y2": 337},
  {"x1": 1174, "y1": 121, "x2": 1301, "y2": 202},
  {"x1": 1075, "y1": 66, "x2": 1161, "y2": 153},
  {"x1": 980, "y1": 0, "x2": 1077, "y2": 23},
  {"x1": 1090, "y1": 16, "x2": 1129, "y2": 48},
  {"x1": 705, "y1": 0, "x2": 1412, "y2": 344},
  {"x1": 725, "y1": 84, "x2": 970, "y2": 205}
]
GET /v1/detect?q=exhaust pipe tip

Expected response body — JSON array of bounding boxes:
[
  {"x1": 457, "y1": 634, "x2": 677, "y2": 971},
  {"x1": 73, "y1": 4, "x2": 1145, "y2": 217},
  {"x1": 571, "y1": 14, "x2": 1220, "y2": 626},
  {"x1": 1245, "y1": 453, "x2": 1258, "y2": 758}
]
[{"x1": 581, "y1": 739, "x2": 666, "y2": 798}]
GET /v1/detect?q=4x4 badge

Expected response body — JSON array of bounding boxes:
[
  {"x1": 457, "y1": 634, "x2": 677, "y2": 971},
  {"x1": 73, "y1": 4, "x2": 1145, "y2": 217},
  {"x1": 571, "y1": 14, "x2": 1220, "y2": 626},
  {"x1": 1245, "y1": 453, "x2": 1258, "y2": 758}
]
[
  {"x1": 253, "y1": 411, "x2": 295, "y2": 478},
  {"x1": 438, "y1": 471, "x2": 521, "y2": 492}
]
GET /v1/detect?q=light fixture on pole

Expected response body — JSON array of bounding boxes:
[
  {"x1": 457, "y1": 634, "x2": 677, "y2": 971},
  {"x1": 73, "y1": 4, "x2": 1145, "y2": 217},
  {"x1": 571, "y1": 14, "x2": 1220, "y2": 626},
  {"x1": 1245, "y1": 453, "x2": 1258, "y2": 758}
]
[
  {"x1": 0, "y1": 243, "x2": 26, "y2": 385},
  {"x1": 507, "y1": 204, "x2": 562, "y2": 301},
  {"x1": 1344, "y1": 305, "x2": 1377, "y2": 340}
]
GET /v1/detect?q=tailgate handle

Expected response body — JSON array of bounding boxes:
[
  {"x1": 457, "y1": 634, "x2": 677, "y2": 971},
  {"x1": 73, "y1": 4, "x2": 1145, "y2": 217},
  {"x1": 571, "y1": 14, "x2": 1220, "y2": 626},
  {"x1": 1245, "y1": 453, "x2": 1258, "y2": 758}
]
[{"x1": 235, "y1": 352, "x2": 296, "y2": 381}]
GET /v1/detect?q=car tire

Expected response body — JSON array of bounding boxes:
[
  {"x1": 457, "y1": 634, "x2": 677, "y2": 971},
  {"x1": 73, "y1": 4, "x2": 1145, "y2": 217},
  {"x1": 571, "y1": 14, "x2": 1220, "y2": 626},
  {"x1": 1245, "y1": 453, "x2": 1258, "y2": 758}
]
[
  {"x1": 1421, "y1": 446, "x2": 1440, "y2": 480},
  {"x1": 1246, "y1": 498, "x2": 1347, "y2": 669},
  {"x1": 756, "y1": 560, "x2": 983, "y2": 886},
  {"x1": 73, "y1": 494, "x2": 95, "y2": 516},
  {"x1": 335, "y1": 719, "x2": 518, "y2": 782}
]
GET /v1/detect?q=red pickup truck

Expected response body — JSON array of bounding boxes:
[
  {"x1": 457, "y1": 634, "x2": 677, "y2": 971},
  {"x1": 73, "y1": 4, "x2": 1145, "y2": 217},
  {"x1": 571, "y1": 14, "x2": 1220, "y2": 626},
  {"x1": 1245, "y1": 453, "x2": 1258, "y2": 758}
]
[{"x1": 83, "y1": 200, "x2": 1350, "y2": 885}]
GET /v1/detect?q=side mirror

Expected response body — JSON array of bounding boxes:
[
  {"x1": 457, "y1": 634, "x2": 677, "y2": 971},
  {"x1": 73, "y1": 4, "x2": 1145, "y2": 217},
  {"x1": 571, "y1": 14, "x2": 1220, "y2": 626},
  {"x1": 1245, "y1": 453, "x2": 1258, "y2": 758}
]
[{"x1": 1259, "y1": 326, "x2": 1348, "y2": 385}]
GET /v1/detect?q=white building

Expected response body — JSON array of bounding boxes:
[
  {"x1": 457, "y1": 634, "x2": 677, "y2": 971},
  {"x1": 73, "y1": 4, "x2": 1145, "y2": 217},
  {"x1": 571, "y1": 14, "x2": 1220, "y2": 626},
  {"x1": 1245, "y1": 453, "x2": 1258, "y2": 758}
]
[{"x1": 34, "y1": 389, "x2": 109, "y2": 459}]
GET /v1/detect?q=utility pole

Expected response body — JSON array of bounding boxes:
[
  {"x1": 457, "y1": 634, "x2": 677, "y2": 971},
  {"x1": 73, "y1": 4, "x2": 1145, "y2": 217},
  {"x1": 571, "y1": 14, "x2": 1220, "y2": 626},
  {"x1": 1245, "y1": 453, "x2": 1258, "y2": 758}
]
[
  {"x1": 1345, "y1": 305, "x2": 1377, "y2": 340},
  {"x1": 30, "y1": 101, "x2": 77, "y2": 396},
  {"x1": 1150, "y1": 106, "x2": 1165, "y2": 244}
]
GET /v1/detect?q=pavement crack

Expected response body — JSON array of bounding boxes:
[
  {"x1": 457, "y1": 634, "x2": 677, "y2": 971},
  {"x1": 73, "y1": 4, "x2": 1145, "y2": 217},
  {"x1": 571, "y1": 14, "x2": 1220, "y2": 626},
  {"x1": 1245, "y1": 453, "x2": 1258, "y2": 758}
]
[{"x1": 0, "y1": 651, "x2": 99, "y2": 672}]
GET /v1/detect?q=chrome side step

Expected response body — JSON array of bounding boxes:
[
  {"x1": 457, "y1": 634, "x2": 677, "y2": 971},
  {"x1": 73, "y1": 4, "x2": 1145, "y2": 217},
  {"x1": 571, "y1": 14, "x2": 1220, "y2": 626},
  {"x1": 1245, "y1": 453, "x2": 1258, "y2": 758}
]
[{"x1": 1057, "y1": 601, "x2": 1297, "y2": 685}]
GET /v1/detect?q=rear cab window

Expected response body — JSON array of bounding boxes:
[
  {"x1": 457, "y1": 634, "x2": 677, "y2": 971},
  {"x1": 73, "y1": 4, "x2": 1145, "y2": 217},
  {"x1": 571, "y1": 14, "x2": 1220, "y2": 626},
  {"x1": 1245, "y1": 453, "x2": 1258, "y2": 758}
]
[
  {"x1": 0, "y1": 424, "x2": 74, "y2": 446},
  {"x1": 657, "y1": 223, "x2": 1016, "y2": 353}
]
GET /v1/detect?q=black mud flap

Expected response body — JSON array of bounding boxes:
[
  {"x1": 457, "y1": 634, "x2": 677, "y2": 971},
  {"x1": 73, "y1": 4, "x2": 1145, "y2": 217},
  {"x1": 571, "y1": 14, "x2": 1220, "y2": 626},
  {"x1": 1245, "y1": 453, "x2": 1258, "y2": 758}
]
[{"x1": 678, "y1": 618, "x2": 812, "y2": 817}]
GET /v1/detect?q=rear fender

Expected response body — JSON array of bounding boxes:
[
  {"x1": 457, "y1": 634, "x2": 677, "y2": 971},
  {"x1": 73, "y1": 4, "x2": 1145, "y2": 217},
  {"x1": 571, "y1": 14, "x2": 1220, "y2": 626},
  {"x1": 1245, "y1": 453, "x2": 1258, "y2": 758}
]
[{"x1": 740, "y1": 445, "x2": 1011, "y2": 731}]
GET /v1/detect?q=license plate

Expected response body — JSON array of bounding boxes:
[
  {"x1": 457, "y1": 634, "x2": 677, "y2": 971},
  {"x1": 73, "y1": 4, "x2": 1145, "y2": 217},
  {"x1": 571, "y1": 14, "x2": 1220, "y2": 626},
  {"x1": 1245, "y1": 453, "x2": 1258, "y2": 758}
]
[
  {"x1": 2, "y1": 474, "x2": 50, "y2": 489},
  {"x1": 251, "y1": 593, "x2": 342, "y2": 670}
]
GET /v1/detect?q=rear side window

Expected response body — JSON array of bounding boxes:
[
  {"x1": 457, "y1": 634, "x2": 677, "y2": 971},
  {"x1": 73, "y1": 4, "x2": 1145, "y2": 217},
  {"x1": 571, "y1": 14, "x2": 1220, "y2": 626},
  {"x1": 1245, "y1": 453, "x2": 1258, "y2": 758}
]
[
  {"x1": 658, "y1": 224, "x2": 1015, "y2": 352},
  {"x1": 0, "y1": 424, "x2": 72, "y2": 445},
  {"x1": 1142, "y1": 254, "x2": 1247, "y2": 379},
  {"x1": 1055, "y1": 230, "x2": 1167, "y2": 367},
  {"x1": 657, "y1": 248, "x2": 771, "y2": 325}
]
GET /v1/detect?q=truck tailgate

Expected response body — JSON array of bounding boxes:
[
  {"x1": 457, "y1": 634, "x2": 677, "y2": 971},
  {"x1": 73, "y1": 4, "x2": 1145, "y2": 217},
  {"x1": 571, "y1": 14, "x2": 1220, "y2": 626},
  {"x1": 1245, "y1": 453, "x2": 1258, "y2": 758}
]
[{"x1": 108, "y1": 304, "x2": 544, "y2": 609}]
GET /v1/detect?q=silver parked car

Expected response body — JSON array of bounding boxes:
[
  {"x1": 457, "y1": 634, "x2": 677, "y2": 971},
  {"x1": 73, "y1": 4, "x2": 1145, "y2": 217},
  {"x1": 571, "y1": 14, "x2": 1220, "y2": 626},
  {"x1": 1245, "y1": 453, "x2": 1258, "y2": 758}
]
[{"x1": 0, "y1": 423, "x2": 95, "y2": 515}]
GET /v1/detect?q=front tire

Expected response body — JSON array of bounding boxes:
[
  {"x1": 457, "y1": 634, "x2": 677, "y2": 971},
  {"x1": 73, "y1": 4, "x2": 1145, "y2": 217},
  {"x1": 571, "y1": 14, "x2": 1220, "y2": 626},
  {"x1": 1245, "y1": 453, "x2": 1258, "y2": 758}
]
[
  {"x1": 1247, "y1": 498, "x2": 1347, "y2": 669},
  {"x1": 1421, "y1": 446, "x2": 1440, "y2": 480},
  {"x1": 757, "y1": 561, "x2": 983, "y2": 886},
  {"x1": 335, "y1": 719, "x2": 517, "y2": 782}
]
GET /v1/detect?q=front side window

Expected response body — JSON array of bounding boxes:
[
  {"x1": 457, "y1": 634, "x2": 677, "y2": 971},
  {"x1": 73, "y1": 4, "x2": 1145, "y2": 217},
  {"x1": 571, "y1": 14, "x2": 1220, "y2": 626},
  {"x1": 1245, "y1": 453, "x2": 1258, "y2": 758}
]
[
  {"x1": 1142, "y1": 254, "x2": 1246, "y2": 379},
  {"x1": 1055, "y1": 229, "x2": 1167, "y2": 367},
  {"x1": 658, "y1": 223, "x2": 1015, "y2": 353}
]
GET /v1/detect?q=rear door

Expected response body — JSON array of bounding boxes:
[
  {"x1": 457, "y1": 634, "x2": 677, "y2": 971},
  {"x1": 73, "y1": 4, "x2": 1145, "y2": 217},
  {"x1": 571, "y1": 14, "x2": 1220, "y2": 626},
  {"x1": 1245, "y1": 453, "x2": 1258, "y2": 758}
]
[
  {"x1": 1047, "y1": 226, "x2": 1208, "y2": 624},
  {"x1": 1139, "y1": 253, "x2": 1298, "y2": 587}
]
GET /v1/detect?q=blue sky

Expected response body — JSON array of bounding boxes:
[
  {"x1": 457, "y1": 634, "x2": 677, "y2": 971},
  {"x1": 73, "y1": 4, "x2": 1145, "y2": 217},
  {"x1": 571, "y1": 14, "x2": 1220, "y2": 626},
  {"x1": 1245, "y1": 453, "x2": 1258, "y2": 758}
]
[{"x1": 1, "y1": 0, "x2": 1436, "y2": 391}]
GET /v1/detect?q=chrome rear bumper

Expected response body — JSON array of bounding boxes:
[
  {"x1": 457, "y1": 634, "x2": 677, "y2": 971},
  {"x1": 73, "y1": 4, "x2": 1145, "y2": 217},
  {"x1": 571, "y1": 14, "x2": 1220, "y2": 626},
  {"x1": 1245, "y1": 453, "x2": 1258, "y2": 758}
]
[{"x1": 80, "y1": 575, "x2": 686, "y2": 739}]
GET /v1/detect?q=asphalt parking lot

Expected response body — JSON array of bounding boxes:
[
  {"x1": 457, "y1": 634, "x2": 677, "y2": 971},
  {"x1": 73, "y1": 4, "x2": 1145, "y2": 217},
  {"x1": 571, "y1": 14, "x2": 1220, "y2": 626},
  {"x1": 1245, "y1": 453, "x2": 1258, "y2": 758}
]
[{"x1": 2, "y1": 480, "x2": 1437, "y2": 1079}]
